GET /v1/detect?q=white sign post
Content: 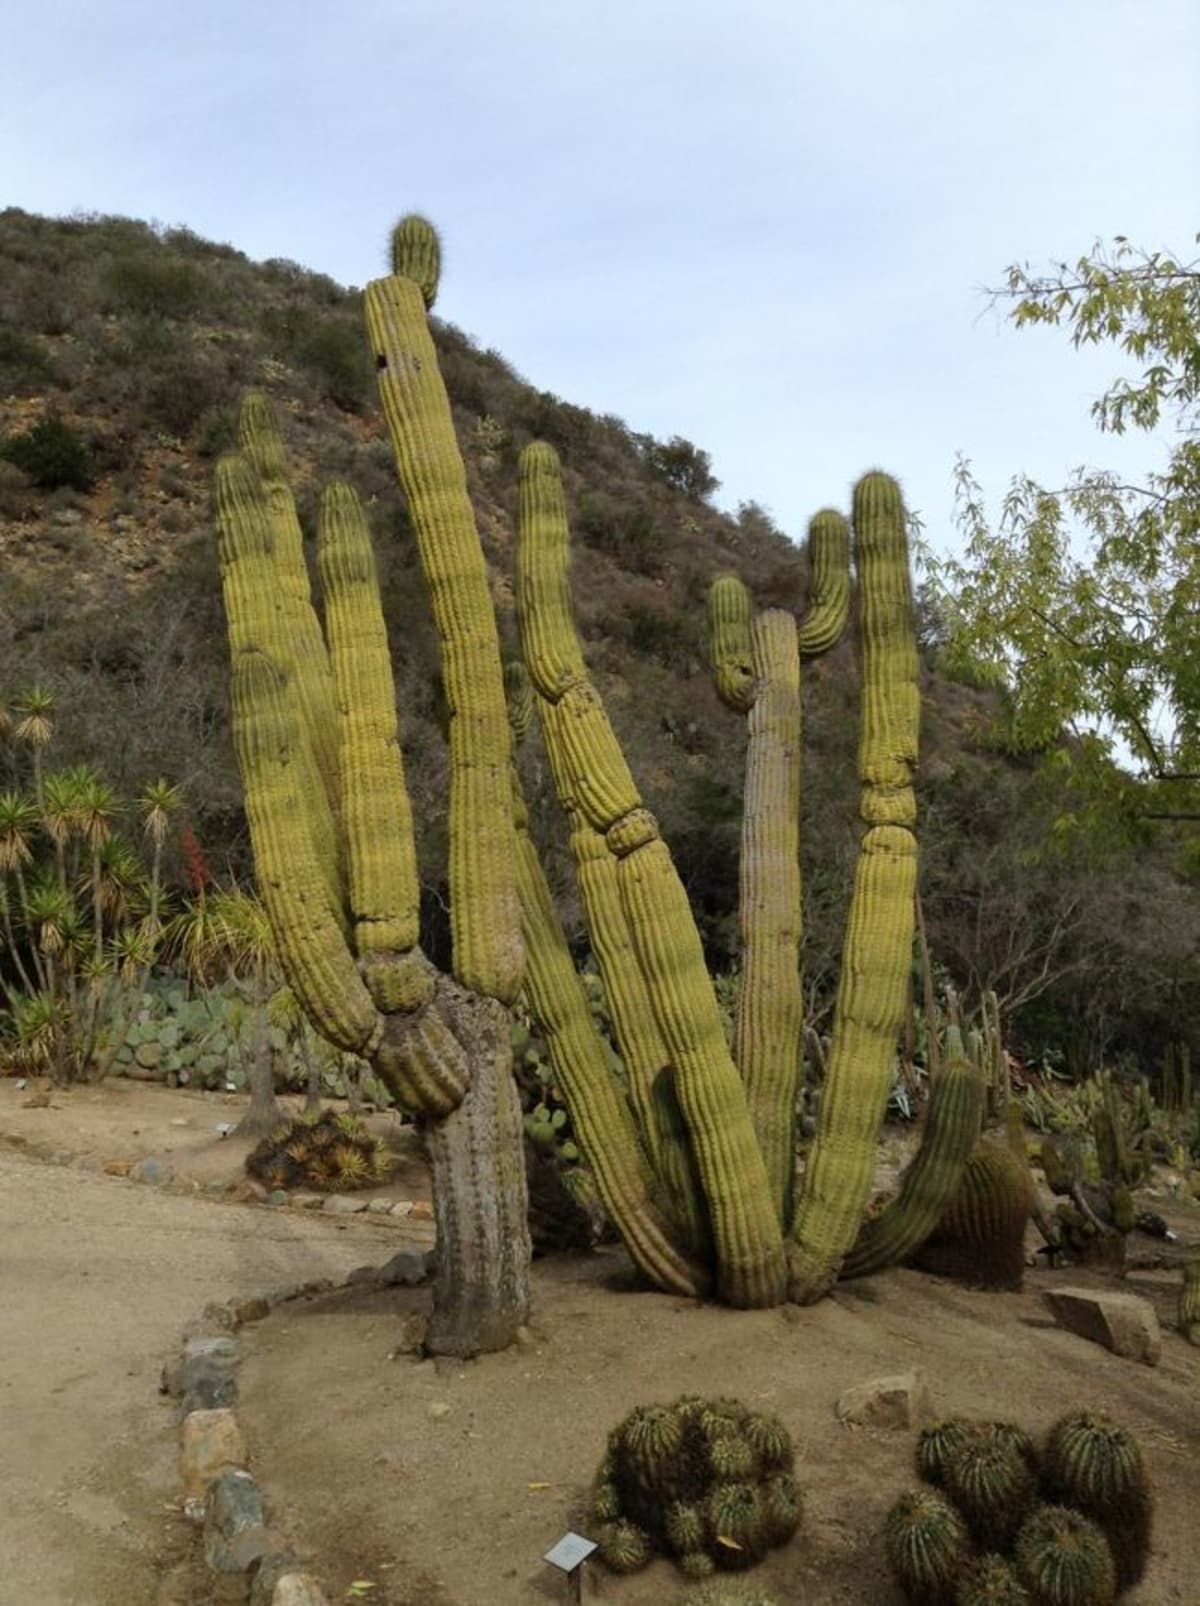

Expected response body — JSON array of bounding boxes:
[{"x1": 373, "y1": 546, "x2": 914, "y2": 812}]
[{"x1": 544, "y1": 1532, "x2": 597, "y2": 1602}]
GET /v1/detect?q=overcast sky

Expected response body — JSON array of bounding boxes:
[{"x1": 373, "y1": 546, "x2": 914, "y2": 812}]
[{"x1": 5, "y1": 1, "x2": 1196, "y2": 551}]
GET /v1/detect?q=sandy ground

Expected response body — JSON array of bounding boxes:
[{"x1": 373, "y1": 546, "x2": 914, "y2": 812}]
[
  {"x1": 2, "y1": 1076, "x2": 1198, "y2": 1606},
  {"x1": 0, "y1": 1145, "x2": 403, "y2": 1606},
  {"x1": 238, "y1": 1239, "x2": 1200, "y2": 1606}
]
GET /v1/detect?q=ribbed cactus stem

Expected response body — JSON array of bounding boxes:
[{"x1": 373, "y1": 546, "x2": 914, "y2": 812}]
[
  {"x1": 228, "y1": 651, "x2": 381, "y2": 1058},
  {"x1": 364, "y1": 220, "x2": 522, "y2": 1005},
  {"x1": 517, "y1": 440, "x2": 785, "y2": 1307},
  {"x1": 734, "y1": 607, "x2": 803, "y2": 1223},
  {"x1": 317, "y1": 481, "x2": 422, "y2": 965},
  {"x1": 513, "y1": 810, "x2": 710, "y2": 1297},
  {"x1": 842, "y1": 1056, "x2": 984, "y2": 1278},
  {"x1": 214, "y1": 454, "x2": 343, "y2": 920},
  {"x1": 708, "y1": 574, "x2": 756, "y2": 712},
  {"x1": 236, "y1": 392, "x2": 342, "y2": 821},
  {"x1": 1182, "y1": 1256, "x2": 1200, "y2": 1345},
  {"x1": 795, "y1": 509, "x2": 851, "y2": 657},
  {"x1": 790, "y1": 471, "x2": 919, "y2": 1302}
]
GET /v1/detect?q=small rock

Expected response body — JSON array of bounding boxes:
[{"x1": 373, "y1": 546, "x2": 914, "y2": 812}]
[
  {"x1": 103, "y1": 1158, "x2": 133, "y2": 1177},
  {"x1": 229, "y1": 1179, "x2": 268, "y2": 1204},
  {"x1": 180, "y1": 1368, "x2": 237, "y2": 1415},
  {"x1": 73, "y1": 1152, "x2": 103, "y2": 1171},
  {"x1": 269, "y1": 1575, "x2": 330, "y2": 1606},
  {"x1": 289, "y1": 1193, "x2": 324, "y2": 1211},
  {"x1": 131, "y1": 1155, "x2": 173, "y2": 1186},
  {"x1": 248, "y1": 1550, "x2": 302, "y2": 1606},
  {"x1": 301, "y1": 1278, "x2": 335, "y2": 1297},
  {"x1": 378, "y1": 1249, "x2": 436, "y2": 1287},
  {"x1": 427, "y1": 1401, "x2": 452, "y2": 1421},
  {"x1": 1043, "y1": 1285, "x2": 1162, "y2": 1366},
  {"x1": 228, "y1": 1295, "x2": 271, "y2": 1326},
  {"x1": 261, "y1": 1284, "x2": 303, "y2": 1306},
  {"x1": 390, "y1": 1200, "x2": 414, "y2": 1218},
  {"x1": 180, "y1": 1408, "x2": 247, "y2": 1505},
  {"x1": 204, "y1": 1470, "x2": 269, "y2": 1573},
  {"x1": 345, "y1": 1265, "x2": 383, "y2": 1287},
  {"x1": 835, "y1": 1370, "x2": 934, "y2": 1430},
  {"x1": 367, "y1": 1198, "x2": 394, "y2": 1215},
  {"x1": 201, "y1": 1302, "x2": 238, "y2": 1332},
  {"x1": 266, "y1": 1189, "x2": 289, "y2": 1207},
  {"x1": 186, "y1": 1335, "x2": 240, "y2": 1365},
  {"x1": 322, "y1": 1194, "x2": 368, "y2": 1215},
  {"x1": 409, "y1": 1199, "x2": 434, "y2": 1221},
  {"x1": 160, "y1": 1356, "x2": 184, "y2": 1397}
]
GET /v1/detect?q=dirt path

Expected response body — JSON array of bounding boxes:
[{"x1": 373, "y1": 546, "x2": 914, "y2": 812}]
[{"x1": 0, "y1": 1147, "x2": 399, "y2": 1606}]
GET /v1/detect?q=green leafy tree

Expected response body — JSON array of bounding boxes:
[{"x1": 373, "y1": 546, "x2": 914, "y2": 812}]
[{"x1": 925, "y1": 232, "x2": 1200, "y2": 824}]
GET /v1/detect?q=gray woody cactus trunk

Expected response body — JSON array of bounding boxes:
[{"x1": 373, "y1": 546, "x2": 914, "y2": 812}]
[{"x1": 214, "y1": 220, "x2": 530, "y2": 1358}]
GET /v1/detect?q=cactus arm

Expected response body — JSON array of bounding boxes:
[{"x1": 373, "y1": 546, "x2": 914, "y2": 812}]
[
  {"x1": 237, "y1": 391, "x2": 342, "y2": 818},
  {"x1": 214, "y1": 454, "x2": 343, "y2": 921},
  {"x1": 363, "y1": 218, "x2": 522, "y2": 1006},
  {"x1": 795, "y1": 509, "x2": 852, "y2": 656},
  {"x1": 789, "y1": 471, "x2": 920, "y2": 1302},
  {"x1": 708, "y1": 573, "x2": 756, "y2": 712},
  {"x1": 841, "y1": 1056, "x2": 984, "y2": 1279},
  {"x1": 513, "y1": 807, "x2": 710, "y2": 1297},
  {"x1": 317, "y1": 481, "x2": 422, "y2": 961},
  {"x1": 519, "y1": 444, "x2": 784, "y2": 1301},
  {"x1": 733, "y1": 607, "x2": 803, "y2": 1224},
  {"x1": 538, "y1": 695, "x2": 708, "y2": 1248},
  {"x1": 228, "y1": 651, "x2": 381, "y2": 1057},
  {"x1": 518, "y1": 440, "x2": 785, "y2": 1306}
]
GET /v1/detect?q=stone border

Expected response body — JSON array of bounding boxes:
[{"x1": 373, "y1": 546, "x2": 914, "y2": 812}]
[
  {"x1": 161, "y1": 1248, "x2": 437, "y2": 1605},
  {"x1": 0, "y1": 1124, "x2": 435, "y2": 1226}
]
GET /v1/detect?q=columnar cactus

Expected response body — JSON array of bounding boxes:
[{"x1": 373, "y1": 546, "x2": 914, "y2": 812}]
[
  {"x1": 843, "y1": 1056, "x2": 985, "y2": 1280},
  {"x1": 517, "y1": 440, "x2": 787, "y2": 1309},
  {"x1": 215, "y1": 221, "x2": 533, "y2": 1356},
  {"x1": 1181, "y1": 1255, "x2": 1200, "y2": 1345},
  {"x1": 516, "y1": 442, "x2": 931, "y2": 1307}
]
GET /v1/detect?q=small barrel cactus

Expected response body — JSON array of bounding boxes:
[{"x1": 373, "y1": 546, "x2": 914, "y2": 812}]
[
  {"x1": 944, "y1": 1432, "x2": 1037, "y2": 1550},
  {"x1": 596, "y1": 1517, "x2": 652, "y2": 1574},
  {"x1": 1013, "y1": 1505, "x2": 1116, "y2": 1606},
  {"x1": 1040, "y1": 1410, "x2": 1152, "y2": 1589},
  {"x1": 917, "y1": 1418, "x2": 974, "y2": 1486},
  {"x1": 883, "y1": 1487, "x2": 972, "y2": 1604},
  {"x1": 954, "y1": 1553, "x2": 1032, "y2": 1604}
]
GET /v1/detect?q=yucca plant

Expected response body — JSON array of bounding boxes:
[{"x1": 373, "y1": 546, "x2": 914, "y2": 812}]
[{"x1": 0, "y1": 695, "x2": 179, "y2": 1081}]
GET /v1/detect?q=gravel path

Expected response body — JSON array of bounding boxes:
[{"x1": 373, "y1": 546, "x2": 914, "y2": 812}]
[{"x1": 0, "y1": 1148, "x2": 398, "y2": 1606}]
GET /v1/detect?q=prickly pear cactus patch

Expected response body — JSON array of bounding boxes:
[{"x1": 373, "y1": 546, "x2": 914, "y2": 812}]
[{"x1": 590, "y1": 1395, "x2": 800, "y2": 1579}]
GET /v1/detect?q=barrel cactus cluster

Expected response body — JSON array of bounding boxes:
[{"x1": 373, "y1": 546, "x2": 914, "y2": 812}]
[
  {"x1": 885, "y1": 1408, "x2": 1153, "y2": 1603},
  {"x1": 590, "y1": 1395, "x2": 801, "y2": 1581}
]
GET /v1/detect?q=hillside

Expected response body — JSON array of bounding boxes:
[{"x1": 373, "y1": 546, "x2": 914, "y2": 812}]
[{"x1": 1, "y1": 207, "x2": 1197, "y2": 1060}]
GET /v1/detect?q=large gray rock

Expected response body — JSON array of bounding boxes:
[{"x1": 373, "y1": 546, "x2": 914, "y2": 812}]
[
  {"x1": 203, "y1": 1469, "x2": 269, "y2": 1573},
  {"x1": 835, "y1": 1369, "x2": 935, "y2": 1430},
  {"x1": 1043, "y1": 1285, "x2": 1162, "y2": 1365}
]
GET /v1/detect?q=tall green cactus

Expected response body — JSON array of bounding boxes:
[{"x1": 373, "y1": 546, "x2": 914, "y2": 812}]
[
  {"x1": 516, "y1": 441, "x2": 928, "y2": 1309},
  {"x1": 216, "y1": 225, "x2": 532, "y2": 1355},
  {"x1": 789, "y1": 472, "x2": 920, "y2": 1302},
  {"x1": 517, "y1": 441, "x2": 787, "y2": 1308}
]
